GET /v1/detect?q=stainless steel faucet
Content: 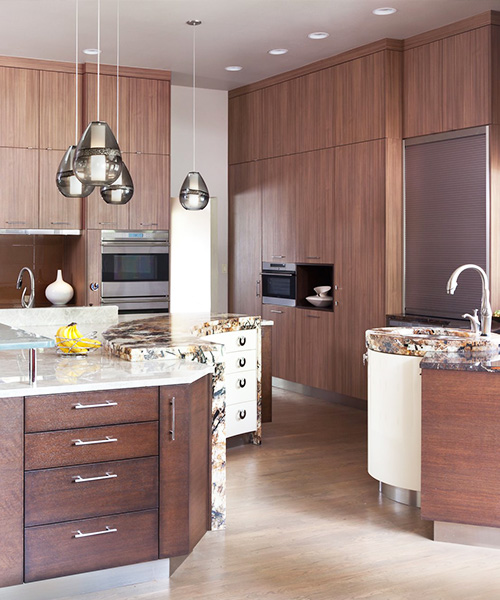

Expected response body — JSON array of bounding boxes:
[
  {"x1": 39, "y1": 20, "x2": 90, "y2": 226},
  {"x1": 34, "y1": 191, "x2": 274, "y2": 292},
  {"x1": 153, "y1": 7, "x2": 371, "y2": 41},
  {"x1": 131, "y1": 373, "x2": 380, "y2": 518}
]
[
  {"x1": 446, "y1": 264, "x2": 492, "y2": 336},
  {"x1": 16, "y1": 267, "x2": 35, "y2": 308}
]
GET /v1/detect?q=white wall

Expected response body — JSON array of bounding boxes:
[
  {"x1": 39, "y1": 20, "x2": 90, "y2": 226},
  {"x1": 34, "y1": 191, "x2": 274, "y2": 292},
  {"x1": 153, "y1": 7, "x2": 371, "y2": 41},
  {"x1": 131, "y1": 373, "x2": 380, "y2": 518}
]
[{"x1": 170, "y1": 85, "x2": 228, "y2": 314}]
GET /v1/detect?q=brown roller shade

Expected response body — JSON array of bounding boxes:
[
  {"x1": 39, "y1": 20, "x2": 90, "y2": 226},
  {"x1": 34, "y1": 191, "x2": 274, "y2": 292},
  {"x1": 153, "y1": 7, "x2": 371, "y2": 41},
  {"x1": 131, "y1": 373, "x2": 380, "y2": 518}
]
[{"x1": 405, "y1": 131, "x2": 487, "y2": 320}]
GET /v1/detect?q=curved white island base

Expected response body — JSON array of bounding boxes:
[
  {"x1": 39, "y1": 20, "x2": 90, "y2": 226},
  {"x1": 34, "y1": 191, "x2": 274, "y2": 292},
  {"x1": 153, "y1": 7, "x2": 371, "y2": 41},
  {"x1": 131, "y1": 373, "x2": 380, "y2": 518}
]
[{"x1": 367, "y1": 348, "x2": 422, "y2": 507}]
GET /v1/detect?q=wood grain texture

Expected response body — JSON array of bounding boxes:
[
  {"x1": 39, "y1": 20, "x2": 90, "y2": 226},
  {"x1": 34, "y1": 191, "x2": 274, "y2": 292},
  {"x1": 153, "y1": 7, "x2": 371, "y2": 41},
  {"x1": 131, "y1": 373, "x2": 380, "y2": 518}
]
[
  {"x1": 0, "y1": 66, "x2": 39, "y2": 148},
  {"x1": 260, "y1": 79, "x2": 298, "y2": 159},
  {"x1": 261, "y1": 305, "x2": 296, "y2": 381},
  {"x1": 85, "y1": 229, "x2": 102, "y2": 307},
  {"x1": 384, "y1": 50, "x2": 403, "y2": 139},
  {"x1": 295, "y1": 68, "x2": 334, "y2": 153},
  {"x1": 0, "y1": 56, "x2": 79, "y2": 73},
  {"x1": 228, "y1": 161, "x2": 262, "y2": 316},
  {"x1": 0, "y1": 397, "x2": 23, "y2": 587},
  {"x1": 84, "y1": 186, "x2": 130, "y2": 230},
  {"x1": 421, "y1": 369, "x2": 500, "y2": 527},
  {"x1": 0, "y1": 147, "x2": 38, "y2": 228},
  {"x1": 39, "y1": 150, "x2": 82, "y2": 230},
  {"x1": 491, "y1": 26, "x2": 500, "y2": 126},
  {"x1": 24, "y1": 509, "x2": 158, "y2": 582},
  {"x1": 83, "y1": 73, "x2": 117, "y2": 134},
  {"x1": 127, "y1": 153, "x2": 170, "y2": 230},
  {"x1": 25, "y1": 456, "x2": 158, "y2": 527},
  {"x1": 39, "y1": 71, "x2": 81, "y2": 151},
  {"x1": 25, "y1": 387, "x2": 159, "y2": 433},
  {"x1": 261, "y1": 324, "x2": 272, "y2": 423},
  {"x1": 489, "y1": 125, "x2": 500, "y2": 309},
  {"x1": 403, "y1": 41, "x2": 443, "y2": 138},
  {"x1": 295, "y1": 148, "x2": 335, "y2": 263},
  {"x1": 334, "y1": 140, "x2": 386, "y2": 400},
  {"x1": 228, "y1": 90, "x2": 262, "y2": 164},
  {"x1": 82, "y1": 62, "x2": 171, "y2": 81},
  {"x1": 261, "y1": 154, "x2": 297, "y2": 262},
  {"x1": 442, "y1": 27, "x2": 490, "y2": 131},
  {"x1": 295, "y1": 309, "x2": 335, "y2": 390},
  {"x1": 25, "y1": 421, "x2": 158, "y2": 470}
]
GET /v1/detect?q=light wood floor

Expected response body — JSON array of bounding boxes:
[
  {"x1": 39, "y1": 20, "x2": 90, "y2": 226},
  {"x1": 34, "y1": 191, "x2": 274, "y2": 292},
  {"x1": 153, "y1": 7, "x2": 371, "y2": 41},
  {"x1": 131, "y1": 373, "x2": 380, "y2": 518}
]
[{"x1": 64, "y1": 387, "x2": 500, "y2": 600}]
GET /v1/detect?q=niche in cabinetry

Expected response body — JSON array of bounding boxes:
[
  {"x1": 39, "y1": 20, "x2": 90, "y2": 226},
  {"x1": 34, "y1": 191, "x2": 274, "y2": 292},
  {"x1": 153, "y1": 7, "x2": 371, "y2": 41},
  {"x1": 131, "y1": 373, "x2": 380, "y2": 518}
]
[{"x1": 296, "y1": 264, "x2": 334, "y2": 311}]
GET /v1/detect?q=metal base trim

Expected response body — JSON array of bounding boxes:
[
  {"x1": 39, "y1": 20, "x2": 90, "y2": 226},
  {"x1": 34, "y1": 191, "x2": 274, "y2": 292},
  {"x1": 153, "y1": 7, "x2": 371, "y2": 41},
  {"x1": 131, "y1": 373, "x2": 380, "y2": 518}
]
[
  {"x1": 379, "y1": 481, "x2": 421, "y2": 508},
  {"x1": 434, "y1": 520, "x2": 500, "y2": 549},
  {"x1": 272, "y1": 377, "x2": 367, "y2": 411}
]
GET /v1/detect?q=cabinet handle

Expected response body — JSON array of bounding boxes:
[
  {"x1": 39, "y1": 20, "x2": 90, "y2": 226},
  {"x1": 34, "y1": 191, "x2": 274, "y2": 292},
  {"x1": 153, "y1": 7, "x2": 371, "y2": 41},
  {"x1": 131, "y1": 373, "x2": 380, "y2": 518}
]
[
  {"x1": 335, "y1": 301, "x2": 339, "y2": 306},
  {"x1": 238, "y1": 357, "x2": 246, "y2": 368},
  {"x1": 73, "y1": 400, "x2": 117, "y2": 410},
  {"x1": 272, "y1": 255, "x2": 285, "y2": 259},
  {"x1": 73, "y1": 472, "x2": 117, "y2": 483},
  {"x1": 256, "y1": 280, "x2": 260, "y2": 298},
  {"x1": 89, "y1": 282, "x2": 100, "y2": 291},
  {"x1": 169, "y1": 396, "x2": 176, "y2": 441},
  {"x1": 140, "y1": 222, "x2": 158, "y2": 226},
  {"x1": 46, "y1": 147, "x2": 53, "y2": 150},
  {"x1": 270, "y1": 309, "x2": 283, "y2": 314},
  {"x1": 237, "y1": 336, "x2": 247, "y2": 347},
  {"x1": 306, "y1": 256, "x2": 320, "y2": 259},
  {"x1": 74, "y1": 526, "x2": 117, "y2": 539},
  {"x1": 73, "y1": 436, "x2": 118, "y2": 446},
  {"x1": 51, "y1": 221, "x2": 70, "y2": 225},
  {"x1": 6, "y1": 221, "x2": 26, "y2": 225},
  {"x1": 238, "y1": 409, "x2": 247, "y2": 420},
  {"x1": 307, "y1": 315, "x2": 320, "y2": 319},
  {"x1": 238, "y1": 378, "x2": 247, "y2": 388},
  {"x1": 99, "y1": 221, "x2": 117, "y2": 225}
]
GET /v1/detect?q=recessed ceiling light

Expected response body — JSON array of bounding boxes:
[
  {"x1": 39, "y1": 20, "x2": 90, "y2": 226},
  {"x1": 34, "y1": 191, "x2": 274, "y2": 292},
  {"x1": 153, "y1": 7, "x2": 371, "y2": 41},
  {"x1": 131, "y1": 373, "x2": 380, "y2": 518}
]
[
  {"x1": 225, "y1": 66, "x2": 243, "y2": 72},
  {"x1": 372, "y1": 7, "x2": 397, "y2": 16},
  {"x1": 308, "y1": 32, "x2": 329, "y2": 40},
  {"x1": 83, "y1": 48, "x2": 101, "y2": 55},
  {"x1": 268, "y1": 48, "x2": 288, "y2": 55}
]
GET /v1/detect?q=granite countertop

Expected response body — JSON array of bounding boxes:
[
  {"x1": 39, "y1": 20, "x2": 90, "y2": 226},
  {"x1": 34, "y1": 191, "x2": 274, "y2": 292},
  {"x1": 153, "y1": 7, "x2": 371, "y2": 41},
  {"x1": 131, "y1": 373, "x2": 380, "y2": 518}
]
[{"x1": 420, "y1": 349, "x2": 500, "y2": 373}]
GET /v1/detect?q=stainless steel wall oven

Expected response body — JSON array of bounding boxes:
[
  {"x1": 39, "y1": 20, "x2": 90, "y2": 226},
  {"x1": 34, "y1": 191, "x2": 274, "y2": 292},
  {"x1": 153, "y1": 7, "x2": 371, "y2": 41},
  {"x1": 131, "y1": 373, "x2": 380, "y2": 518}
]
[
  {"x1": 261, "y1": 262, "x2": 297, "y2": 306},
  {"x1": 100, "y1": 230, "x2": 169, "y2": 313}
]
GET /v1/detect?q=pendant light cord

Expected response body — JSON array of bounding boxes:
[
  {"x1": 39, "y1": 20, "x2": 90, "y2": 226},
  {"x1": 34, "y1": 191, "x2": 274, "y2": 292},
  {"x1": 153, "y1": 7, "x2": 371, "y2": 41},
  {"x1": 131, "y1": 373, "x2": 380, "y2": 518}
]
[
  {"x1": 97, "y1": 0, "x2": 101, "y2": 121},
  {"x1": 192, "y1": 24, "x2": 196, "y2": 172},
  {"x1": 116, "y1": 0, "x2": 119, "y2": 141},
  {"x1": 75, "y1": 0, "x2": 79, "y2": 144}
]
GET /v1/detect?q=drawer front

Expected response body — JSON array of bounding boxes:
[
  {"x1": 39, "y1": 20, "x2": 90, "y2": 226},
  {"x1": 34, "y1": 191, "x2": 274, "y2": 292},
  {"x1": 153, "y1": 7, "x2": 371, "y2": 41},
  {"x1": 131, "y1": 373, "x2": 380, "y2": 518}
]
[
  {"x1": 25, "y1": 457, "x2": 159, "y2": 527},
  {"x1": 25, "y1": 422, "x2": 158, "y2": 470},
  {"x1": 226, "y1": 401, "x2": 257, "y2": 437},
  {"x1": 206, "y1": 329, "x2": 257, "y2": 353},
  {"x1": 224, "y1": 350, "x2": 257, "y2": 375},
  {"x1": 226, "y1": 371, "x2": 257, "y2": 406},
  {"x1": 25, "y1": 509, "x2": 158, "y2": 582},
  {"x1": 25, "y1": 387, "x2": 159, "y2": 432}
]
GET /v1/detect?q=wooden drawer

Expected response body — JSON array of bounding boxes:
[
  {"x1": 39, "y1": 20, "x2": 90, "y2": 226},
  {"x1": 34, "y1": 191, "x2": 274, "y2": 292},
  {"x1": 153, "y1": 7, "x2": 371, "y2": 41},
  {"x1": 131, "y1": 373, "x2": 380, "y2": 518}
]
[
  {"x1": 224, "y1": 350, "x2": 257, "y2": 374},
  {"x1": 206, "y1": 329, "x2": 257, "y2": 353},
  {"x1": 25, "y1": 457, "x2": 158, "y2": 527},
  {"x1": 226, "y1": 401, "x2": 257, "y2": 437},
  {"x1": 226, "y1": 371, "x2": 257, "y2": 406},
  {"x1": 25, "y1": 422, "x2": 158, "y2": 470},
  {"x1": 25, "y1": 387, "x2": 159, "y2": 432},
  {"x1": 25, "y1": 509, "x2": 158, "y2": 582}
]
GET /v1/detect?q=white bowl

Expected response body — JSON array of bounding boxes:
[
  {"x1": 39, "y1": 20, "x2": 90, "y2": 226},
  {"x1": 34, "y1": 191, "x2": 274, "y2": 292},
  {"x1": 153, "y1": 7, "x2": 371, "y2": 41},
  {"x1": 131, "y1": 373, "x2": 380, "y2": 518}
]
[
  {"x1": 313, "y1": 286, "x2": 331, "y2": 298},
  {"x1": 306, "y1": 295, "x2": 333, "y2": 307}
]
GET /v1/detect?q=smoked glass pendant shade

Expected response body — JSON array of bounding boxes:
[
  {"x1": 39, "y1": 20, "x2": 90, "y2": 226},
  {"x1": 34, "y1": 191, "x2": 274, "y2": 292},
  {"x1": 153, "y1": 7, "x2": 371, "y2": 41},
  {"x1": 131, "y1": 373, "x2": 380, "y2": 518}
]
[
  {"x1": 100, "y1": 161, "x2": 134, "y2": 205},
  {"x1": 179, "y1": 171, "x2": 209, "y2": 210},
  {"x1": 74, "y1": 121, "x2": 122, "y2": 186},
  {"x1": 55, "y1": 145, "x2": 95, "y2": 198}
]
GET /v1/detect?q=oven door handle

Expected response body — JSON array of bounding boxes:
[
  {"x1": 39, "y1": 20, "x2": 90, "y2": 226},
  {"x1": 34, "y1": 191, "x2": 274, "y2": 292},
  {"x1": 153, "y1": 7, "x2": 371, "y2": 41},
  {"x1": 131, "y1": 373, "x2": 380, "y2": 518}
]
[
  {"x1": 261, "y1": 272, "x2": 295, "y2": 277},
  {"x1": 102, "y1": 245, "x2": 169, "y2": 255},
  {"x1": 101, "y1": 297, "x2": 168, "y2": 304}
]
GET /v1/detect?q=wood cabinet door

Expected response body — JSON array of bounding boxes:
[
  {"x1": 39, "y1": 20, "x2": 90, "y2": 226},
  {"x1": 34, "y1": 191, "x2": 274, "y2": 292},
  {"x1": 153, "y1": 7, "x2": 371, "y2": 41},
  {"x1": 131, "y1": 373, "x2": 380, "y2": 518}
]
[
  {"x1": 261, "y1": 154, "x2": 297, "y2": 262},
  {"x1": 442, "y1": 27, "x2": 490, "y2": 131},
  {"x1": 228, "y1": 161, "x2": 262, "y2": 316},
  {"x1": 83, "y1": 73, "x2": 118, "y2": 136},
  {"x1": 296, "y1": 148, "x2": 335, "y2": 263},
  {"x1": 127, "y1": 153, "x2": 170, "y2": 230},
  {"x1": 262, "y1": 305, "x2": 296, "y2": 382},
  {"x1": 86, "y1": 229, "x2": 102, "y2": 306},
  {"x1": 260, "y1": 79, "x2": 298, "y2": 159},
  {"x1": 333, "y1": 53, "x2": 385, "y2": 146},
  {"x1": 40, "y1": 71, "x2": 82, "y2": 151},
  {"x1": 295, "y1": 309, "x2": 335, "y2": 390},
  {"x1": 0, "y1": 147, "x2": 38, "y2": 228},
  {"x1": 0, "y1": 66, "x2": 39, "y2": 149},
  {"x1": 39, "y1": 150, "x2": 82, "y2": 229},
  {"x1": 0, "y1": 397, "x2": 23, "y2": 587},
  {"x1": 228, "y1": 90, "x2": 262, "y2": 164},
  {"x1": 333, "y1": 140, "x2": 386, "y2": 400},
  {"x1": 159, "y1": 377, "x2": 211, "y2": 558},
  {"x1": 404, "y1": 41, "x2": 443, "y2": 138},
  {"x1": 84, "y1": 186, "x2": 130, "y2": 230}
]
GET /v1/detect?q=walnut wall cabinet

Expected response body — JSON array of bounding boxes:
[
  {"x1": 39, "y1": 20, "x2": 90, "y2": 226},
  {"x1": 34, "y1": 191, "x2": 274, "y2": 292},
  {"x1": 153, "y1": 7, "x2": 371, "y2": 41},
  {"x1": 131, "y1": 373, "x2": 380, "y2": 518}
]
[{"x1": 0, "y1": 378, "x2": 211, "y2": 588}]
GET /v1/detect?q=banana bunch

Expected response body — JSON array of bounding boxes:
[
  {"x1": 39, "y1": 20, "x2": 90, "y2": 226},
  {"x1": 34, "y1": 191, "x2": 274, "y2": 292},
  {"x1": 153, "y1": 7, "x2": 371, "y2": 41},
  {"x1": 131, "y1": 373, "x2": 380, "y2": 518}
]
[{"x1": 55, "y1": 322, "x2": 101, "y2": 354}]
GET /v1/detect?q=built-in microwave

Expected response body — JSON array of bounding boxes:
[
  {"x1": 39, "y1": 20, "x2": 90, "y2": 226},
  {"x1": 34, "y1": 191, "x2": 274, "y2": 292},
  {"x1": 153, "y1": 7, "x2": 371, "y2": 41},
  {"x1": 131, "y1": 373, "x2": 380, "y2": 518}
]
[
  {"x1": 100, "y1": 230, "x2": 169, "y2": 313},
  {"x1": 261, "y1": 262, "x2": 297, "y2": 307}
]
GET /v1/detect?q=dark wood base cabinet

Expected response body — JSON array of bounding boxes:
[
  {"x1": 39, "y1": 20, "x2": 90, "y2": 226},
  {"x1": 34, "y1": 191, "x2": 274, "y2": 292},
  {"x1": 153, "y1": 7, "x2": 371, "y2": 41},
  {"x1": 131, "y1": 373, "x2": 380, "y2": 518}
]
[{"x1": 0, "y1": 377, "x2": 211, "y2": 589}]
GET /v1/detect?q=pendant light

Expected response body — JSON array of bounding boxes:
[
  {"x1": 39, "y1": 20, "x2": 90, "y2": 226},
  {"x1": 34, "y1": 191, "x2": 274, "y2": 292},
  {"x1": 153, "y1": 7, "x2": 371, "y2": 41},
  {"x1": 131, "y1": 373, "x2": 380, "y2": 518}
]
[
  {"x1": 179, "y1": 19, "x2": 209, "y2": 211},
  {"x1": 55, "y1": 0, "x2": 95, "y2": 198},
  {"x1": 101, "y1": 0, "x2": 133, "y2": 205},
  {"x1": 74, "y1": 0, "x2": 122, "y2": 187}
]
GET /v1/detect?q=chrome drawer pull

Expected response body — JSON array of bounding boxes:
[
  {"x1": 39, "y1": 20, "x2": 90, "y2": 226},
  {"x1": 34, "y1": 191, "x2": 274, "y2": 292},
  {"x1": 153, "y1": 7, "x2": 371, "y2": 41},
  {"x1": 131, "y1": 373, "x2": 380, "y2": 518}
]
[
  {"x1": 238, "y1": 410, "x2": 247, "y2": 420},
  {"x1": 169, "y1": 396, "x2": 176, "y2": 441},
  {"x1": 73, "y1": 436, "x2": 118, "y2": 446},
  {"x1": 73, "y1": 472, "x2": 117, "y2": 483},
  {"x1": 74, "y1": 526, "x2": 117, "y2": 539},
  {"x1": 237, "y1": 336, "x2": 247, "y2": 347},
  {"x1": 238, "y1": 357, "x2": 246, "y2": 368},
  {"x1": 238, "y1": 378, "x2": 247, "y2": 389},
  {"x1": 270, "y1": 309, "x2": 283, "y2": 314},
  {"x1": 307, "y1": 315, "x2": 320, "y2": 319},
  {"x1": 306, "y1": 256, "x2": 320, "y2": 259},
  {"x1": 271, "y1": 255, "x2": 285, "y2": 259},
  {"x1": 73, "y1": 400, "x2": 118, "y2": 410}
]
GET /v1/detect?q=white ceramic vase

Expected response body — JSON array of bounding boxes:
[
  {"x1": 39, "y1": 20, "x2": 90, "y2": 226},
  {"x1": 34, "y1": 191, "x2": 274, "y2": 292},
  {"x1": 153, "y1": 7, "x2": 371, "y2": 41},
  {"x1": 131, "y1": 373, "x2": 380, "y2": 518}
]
[{"x1": 45, "y1": 269, "x2": 74, "y2": 306}]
